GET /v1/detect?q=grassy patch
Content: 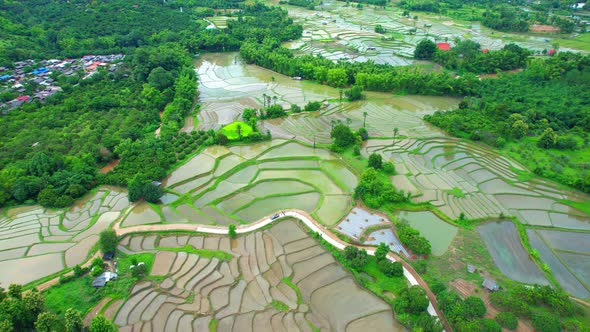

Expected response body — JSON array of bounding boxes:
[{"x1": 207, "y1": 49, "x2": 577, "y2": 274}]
[
  {"x1": 361, "y1": 257, "x2": 408, "y2": 299},
  {"x1": 424, "y1": 228, "x2": 508, "y2": 286},
  {"x1": 44, "y1": 275, "x2": 105, "y2": 316},
  {"x1": 269, "y1": 299, "x2": 290, "y2": 312},
  {"x1": 209, "y1": 318, "x2": 218, "y2": 332},
  {"x1": 186, "y1": 291, "x2": 194, "y2": 303},
  {"x1": 218, "y1": 121, "x2": 253, "y2": 140},
  {"x1": 282, "y1": 277, "x2": 303, "y2": 304},
  {"x1": 157, "y1": 245, "x2": 233, "y2": 261},
  {"x1": 44, "y1": 252, "x2": 157, "y2": 315},
  {"x1": 559, "y1": 199, "x2": 590, "y2": 216},
  {"x1": 340, "y1": 147, "x2": 367, "y2": 175},
  {"x1": 553, "y1": 33, "x2": 590, "y2": 52},
  {"x1": 444, "y1": 187, "x2": 465, "y2": 198}
]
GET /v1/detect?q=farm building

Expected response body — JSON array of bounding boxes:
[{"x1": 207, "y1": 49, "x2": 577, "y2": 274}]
[
  {"x1": 482, "y1": 278, "x2": 499, "y2": 291},
  {"x1": 92, "y1": 271, "x2": 118, "y2": 288}
]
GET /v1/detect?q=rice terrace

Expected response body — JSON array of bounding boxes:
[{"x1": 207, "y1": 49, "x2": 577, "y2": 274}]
[{"x1": 0, "y1": 0, "x2": 590, "y2": 331}]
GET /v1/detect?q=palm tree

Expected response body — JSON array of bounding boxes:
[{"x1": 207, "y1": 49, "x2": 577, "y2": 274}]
[
  {"x1": 393, "y1": 127, "x2": 399, "y2": 144},
  {"x1": 262, "y1": 93, "x2": 267, "y2": 108},
  {"x1": 338, "y1": 88, "x2": 343, "y2": 102},
  {"x1": 272, "y1": 95, "x2": 278, "y2": 105},
  {"x1": 363, "y1": 111, "x2": 368, "y2": 128},
  {"x1": 237, "y1": 124, "x2": 242, "y2": 140},
  {"x1": 346, "y1": 117, "x2": 352, "y2": 127},
  {"x1": 330, "y1": 119, "x2": 337, "y2": 131}
]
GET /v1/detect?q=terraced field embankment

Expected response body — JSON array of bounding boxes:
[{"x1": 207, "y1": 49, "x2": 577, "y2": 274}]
[{"x1": 111, "y1": 218, "x2": 407, "y2": 331}]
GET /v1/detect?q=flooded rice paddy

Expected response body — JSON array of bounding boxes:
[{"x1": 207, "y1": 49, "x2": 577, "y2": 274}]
[
  {"x1": 156, "y1": 140, "x2": 355, "y2": 226},
  {"x1": 112, "y1": 219, "x2": 405, "y2": 331},
  {"x1": 0, "y1": 187, "x2": 129, "y2": 286},
  {"x1": 185, "y1": 52, "x2": 590, "y2": 297},
  {"x1": 394, "y1": 210, "x2": 457, "y2": 256}
]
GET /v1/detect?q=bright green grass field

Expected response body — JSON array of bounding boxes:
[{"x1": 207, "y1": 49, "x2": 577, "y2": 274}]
[{"x1": 219, "y1": 121, "x2": 254, "y2": 140}]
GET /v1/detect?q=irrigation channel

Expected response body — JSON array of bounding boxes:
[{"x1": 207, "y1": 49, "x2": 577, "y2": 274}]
[{"x1": 112, "y1": 208, "x2": 450, "y2": 331}]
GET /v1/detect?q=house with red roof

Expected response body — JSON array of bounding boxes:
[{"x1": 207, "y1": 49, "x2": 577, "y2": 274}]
[{"x1": 436, "y1": 42, "x2": 451, "y2": 51}]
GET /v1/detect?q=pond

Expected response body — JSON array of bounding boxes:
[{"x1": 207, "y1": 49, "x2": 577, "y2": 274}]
[{"x1": 394, "y1": 210, "x2": 457, "y2": 256}]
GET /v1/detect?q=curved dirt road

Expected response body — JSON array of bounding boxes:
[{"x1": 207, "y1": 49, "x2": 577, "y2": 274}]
[{"x1": 113, "y1": 208, "x2": 451, "y2": 331}]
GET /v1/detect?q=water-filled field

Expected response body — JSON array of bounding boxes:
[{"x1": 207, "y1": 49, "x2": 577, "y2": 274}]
[
  {"x1": 0, "y1": 187, "x2": 129, "y2": 286},
  {"x1": 111, "y1": 219, "x2": 405, "y2": 331},
  {"x1": 183, "y1": 52, "x2": 590, "y2": 297},
  {"x1": 155, "y1": 140, "x2": 355, "y2": 226},
  {"x1": 477, "y1": 221, "x2": 547, "y2": 285},
  {"x1": 395, "y1": 210, "x2": 457, "y2": 256}
]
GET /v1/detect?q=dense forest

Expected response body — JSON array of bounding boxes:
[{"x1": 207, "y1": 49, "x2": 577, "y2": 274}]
[
  {"x1": 425, "y1": 52, "x2": 590, "y2": 193},
  {"x1": 0, "y1": 1, "x2": 303, "y2": 208},
  {"x1": 0, "y1": 0, "x2": 301, "y2": 65}
]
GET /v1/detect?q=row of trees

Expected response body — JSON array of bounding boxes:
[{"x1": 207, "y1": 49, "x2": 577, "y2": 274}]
[{"x1": 240, "y1": 39, "x2": 480, "y2": 96}]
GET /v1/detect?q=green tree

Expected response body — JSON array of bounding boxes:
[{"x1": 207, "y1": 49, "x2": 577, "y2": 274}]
[
  {"x1": 414, "y1": 39, "x2": 437, "y2": 60},
  {"x1": 363, "y1": 111, "x2": 368, "y2": 127},
  {"x1": 375, "y1": 242, "x2": 389, "y2": 261},
  {"x1": 495, "y1": 312, "x2": 518, "y2": 330},
  {"x1": 532, "y1": 312, "x2": 561, "y2": 332},
  {"x1": 228, "y1": 224, "x2": 237, "y2": 238},
  {"x1": 330, "y1": 124, "x2": 356, "y2": 148},
  {"x1": 358, "y1": 127, "x2": 368, "y2": 141},
  {"x1": 368, "y1": 153, "x2": 383, "y2": 169},
  {"x1": 327, "y1": 68, "x2": 348, "y2": 88},
  {"x1": 343, "y1": 246, "x2": 368, "y2": 270},
  {"x1": 464, "y1": 296, "x2": 486, "y2": 318},
  {"x1": 345, "y1": 85, "x2": 364, "y2": 101},
  {"x1": 128, "y1": 174, "x2": 147, "y2": 202},
  {"x1": 374, "y1": 24, "x2": 386, "y2": 33},
  {"x1": 538, "y1": 127, "x2": 557, "y2": 148},
  {"x1": 379, "y1": 260, "x2": 404, "y2": 277},
  {"x1": 23, "y1": 290, "x2": 45, "y2": 325},
  {"x1": 90, "y1": 315, "x2": 117, "y2": 332},
  {"x1": 8, "y1": 284, "x2": 22, "y2": 299},
  {"x1": 64, "y1": 308, "x2": 83, "y2": 332},
  {"x1": 143, "y1": 182, "x2": 162, "y2": 203},
  {"x1": 216, "y1": 133, "x2": 229, "y2": 145},
  {"x1": 511, "y1": 120, "x2": 529, "y2": 139},
  {"x1": 99, "y1": 229, "x2": 118, "y2": 253},
  {"x1": 35, "y1": 312, "x2": 60, "y2": 332},
  {"x1": 396, "y1": 285, "x2": 429, "y2": 314},
  {"x1": 147, "y1": 67, "x2": 174, "y2": 91}
]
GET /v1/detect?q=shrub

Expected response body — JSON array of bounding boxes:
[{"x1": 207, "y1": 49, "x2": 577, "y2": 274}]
[
  {"x1": 343, "y1": 246, "x2": 368, "y2": 270},
  {"x1": 353, "y1": 145, "x2": 361, "y2": 156},
  {"x1": 495, "y1": 312, "x2": 518, "y2": 330},
  {"x1": 374, "y1": 243, "x2": 389, "y2": 261},
  {"x1": 290, "y1": 104, "x2": 302, "y2": 113},
  {"x1": 358, "y1": 127, "x2": 368, "y2": 141},
  {"x1": 532, "y1": 312, "x2": 561, "y2": 332},
  {"x1": 379, "y1": 260, "x2": 404, "y2": 277},
  {"x1": 382, "y1": 161, "x2": 396, "y2": 174},
  {"x1": 99, "y1": 230, "x2": 118, "y2": 254},
  {"x1": 481, "y1": 318, "x2": 502, "y2": 332},
  {"x1": 228, "y1": 224, "x2": 236, "y2": 238},
  {"x1": 131, "y1": 264, "x2": 147, "y2": 278},
  {"x1": 303, "y1": 101, "x2": 322, "y2": 112},
  {"x1": 216, "y1": 133, "x2": 229, "y2": 145},
  {"x1": 368, "y1": 153, "x2": 383, "y2": 169}
]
